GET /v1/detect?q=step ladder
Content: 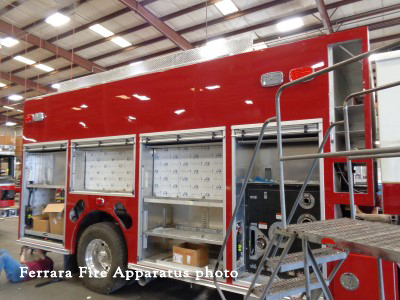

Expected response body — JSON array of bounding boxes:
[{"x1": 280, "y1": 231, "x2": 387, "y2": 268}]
[{"x1": 213, "y1": 38, "x2": 400, "y2": 300}]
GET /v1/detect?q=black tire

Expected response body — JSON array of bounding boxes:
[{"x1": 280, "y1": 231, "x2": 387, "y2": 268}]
[{"x1": 77, "y1": 222, "x2": 127, "y2": 294}]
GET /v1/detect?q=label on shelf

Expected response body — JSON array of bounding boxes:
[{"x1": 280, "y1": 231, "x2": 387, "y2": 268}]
[{"x1": 173, "y1": 253, "x2": 183, "y2": 264}]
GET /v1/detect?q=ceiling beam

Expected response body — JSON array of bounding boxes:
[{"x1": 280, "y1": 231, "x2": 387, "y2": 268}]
[
  {"x1": 371, "y1": 33, "x2": 400, "y2": 44},
  {"x1": 315, "y1": 0, "x2": 333, "y2": 33},
  {"x1": 0, "y1": 19, "x2": 105, "y2": 73},
  {"x1": 0, "y1": 0, "x2": 28, "y2": 16},
  {"x1": 0, "y1": 71, "x2": 55, "y2": 94},
  {"x1": 119, "y1": 0, "x2": 194, "y2": 50}
]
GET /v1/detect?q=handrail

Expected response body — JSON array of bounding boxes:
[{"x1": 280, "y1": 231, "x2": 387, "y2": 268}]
[
  {"x1": 275, "y1": 39, "x2": 400, "y2": 228},
  {"x1": 343, "y1": 80, "x2": 400, "y2": 219},
  {"x1": 213, "y1": 117, "x2": 276, "y2": 300}
]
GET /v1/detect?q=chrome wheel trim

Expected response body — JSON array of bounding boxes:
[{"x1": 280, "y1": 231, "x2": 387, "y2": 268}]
[{"x1": 85, "y1": 238, "x2": 112, "y2": 276}]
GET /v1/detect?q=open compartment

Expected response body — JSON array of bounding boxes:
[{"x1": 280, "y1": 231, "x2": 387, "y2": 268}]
[
  {"x1": 231, "y1": 120, "x2": 324, "y2": 284},
  {"x1": 70, "y1": 135, "x2": 135, "y2": 196},
  {"x1": 138, "y1": 128, "x2": 226, "y2": 277},
  {"x1": 20, "y1": 141, "x2": 68, "y2": 246}
]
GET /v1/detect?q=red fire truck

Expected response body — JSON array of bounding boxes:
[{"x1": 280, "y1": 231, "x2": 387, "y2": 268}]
[
  {"x1": 0, "y1": 145, "x2": 19, "y2": 220},
  {"x1": 17, "y1": 27, "x2": 399, "y2": 298}
]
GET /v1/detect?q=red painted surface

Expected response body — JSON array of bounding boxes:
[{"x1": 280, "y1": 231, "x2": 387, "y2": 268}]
[
  {"x1": 383, "y1": 183, "x2": 400, "y2": 214},
  {"x1": 19, "y1": 27, "x2": 395, "y2": 297},
  {"x1": 331, "y1": 254, "x2": 398, "y2": 300}
]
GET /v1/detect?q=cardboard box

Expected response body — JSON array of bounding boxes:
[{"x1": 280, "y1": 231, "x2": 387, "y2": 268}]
[
  {"x1": 43, "y1": 203, "x2": 64, "y2": 235},
  {"x1": 32, "y1": 215, "x2": 50, "y2": 232},
  {"x1": 172, "y1": 243, "x2": 208, "y2": 267}
]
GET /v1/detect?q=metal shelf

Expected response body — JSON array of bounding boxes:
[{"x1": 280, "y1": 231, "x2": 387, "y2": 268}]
[
  {"x1": 145, "y1": 225, "x2": 223, "y2": 245},
  {"x1": 26, "y1": 184, "x2": 65, "y2": 189},
  {"x1": 144, "y1": 197, "x2": 223, "y2": 208},
  {"x1": 25, "y1": 229, "x2": 63, "y2": 241}
]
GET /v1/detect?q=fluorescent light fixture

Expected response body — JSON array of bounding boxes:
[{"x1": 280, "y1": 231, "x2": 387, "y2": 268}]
[
  {"x1": 89, "y1": 24, "x2": 114, "y2": 37},
  {"x1": 13, "y1": 55, "x2": 36, "y2": 65},
  {"x1": 51, "y1": 83, "x2": 60, "y2": 89},
  {"x1": 128, "y1": 116, "x2": 136, "y2": 120},
  {"x1": 3, "y1": 106, "x2": 14, "y2": 110},
  {"x1": 35, "y1": 64, "x2": 54, "y2": 72},
  {"x1": 8, "y1": 94, "x2": 23, "y2": 101},
  {"x1": 130, "y1": 61, "x2": 143, "y2": 66},
  {"x1": 174, "y1": 109, "x2": 186, "y2": 115},
  {"x1": 0, "y1": 82, "x2": 6, "y2": 88},
  {"x1": 1, "y1": 37, "x2": 19, "y2": 47},
  {"x1": 245, "y1": 100, "x2": 253, "y2": 105},
  {"x1": 17, "y1": 109, "x2": 23, "y2": 113},
  {"x1": 312, "y1": 61, "x2": 325, "y2": 69},
  {"x1": 276, "y1": 17, "x2": 304, "y2": 32},
  {"x1": 80, "y1": 104, "x2": 88, "y2": 108},
  {"x1": 205, "y1": 85, "x2": 221, "y2": 90},
  {"x1": 133, "y1": 94, "x2": 150, "y2": 101},
  {"x1": 45, "y1": 12, "x2": 70, "y2": 27},
  {"x1": 215, "y1": 0, "x2": 239, "y2": 15},
  {"x1": 111, "y1": 36, "x2": 132, "y2": 48},
  {"x1": 5, "y1": 122, "x2": 16, "y2": 126},
  {"x1": 200, "y1": 38, "x2": 228, "y2": 59}
]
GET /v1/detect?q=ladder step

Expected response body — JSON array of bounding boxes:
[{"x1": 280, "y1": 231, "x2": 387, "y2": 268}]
[
  {"x1": 251, "y1": 273, "x2": 322, "y2": 300},
  {"x1": 266, "y1": 248, "x2": 347, "y2": 273}
]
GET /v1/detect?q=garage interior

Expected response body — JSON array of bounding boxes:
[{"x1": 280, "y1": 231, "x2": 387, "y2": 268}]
[{"x1": 1, "y1": 0, "x2": 400, "y2": 299}]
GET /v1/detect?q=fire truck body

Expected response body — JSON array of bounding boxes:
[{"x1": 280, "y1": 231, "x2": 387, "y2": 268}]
[{"x1": 17, "y1": 27, "x2": 397, "y2": 298}]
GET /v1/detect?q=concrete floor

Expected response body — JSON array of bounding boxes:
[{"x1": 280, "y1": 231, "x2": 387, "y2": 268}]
[{"x1": 0, "y1": 218, "x2": 242, "y2": 300}]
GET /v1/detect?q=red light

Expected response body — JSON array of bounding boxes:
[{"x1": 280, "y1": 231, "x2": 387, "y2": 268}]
[
  {"x1": 24, "y1": 114, "x2": 33, "y2": 124},
  {"x1": 289, "y1": 67, "x2": 314, "y2": 81},
  {"x1": 95, "y1": 197, "x2": 105, "y2": 206}
]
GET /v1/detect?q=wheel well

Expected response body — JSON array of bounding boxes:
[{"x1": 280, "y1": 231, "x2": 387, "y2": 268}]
[{"x1": 75, "y1": 210, "x2": 125, "y2": 252}]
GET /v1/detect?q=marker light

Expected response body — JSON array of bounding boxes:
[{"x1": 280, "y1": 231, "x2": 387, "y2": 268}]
[{"x1": 289, "y1": 67, "x2": 314, "y2": 81}]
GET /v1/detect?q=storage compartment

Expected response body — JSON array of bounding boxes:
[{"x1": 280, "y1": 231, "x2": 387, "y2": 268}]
[
  {"x1": 231, "y1": 121, "x2": 323, "y2": 282},
  {"x1": 139, "y1": 128, "x2": 225, "y2": 275},
  {"x1": 70, "y1": 136, "x2": 135, "y2": 195},
  {"x1": 20, "y1": 141, "x2": 67, "y2": 245}
]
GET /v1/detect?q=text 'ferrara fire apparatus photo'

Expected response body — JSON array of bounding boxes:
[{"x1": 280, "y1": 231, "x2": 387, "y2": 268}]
[{"x1": 17, "y1": 27, "x2": 400, "y2": 299}]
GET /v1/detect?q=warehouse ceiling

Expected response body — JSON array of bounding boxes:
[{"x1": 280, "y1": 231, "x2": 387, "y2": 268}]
[{"x1": 0, "y1": 0, "x2": 399, "y2": 125}]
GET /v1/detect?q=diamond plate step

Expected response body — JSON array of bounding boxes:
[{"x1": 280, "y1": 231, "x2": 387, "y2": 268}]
[
  {"x1": 251, "y1": 273, "x2": 323, "y2": 300},
  {"x1": 266, "y1": 248, "x2": 347, "y2": 272},
  {"x1": 279, "y1": 218, "x2": 400, "y2": 263}
]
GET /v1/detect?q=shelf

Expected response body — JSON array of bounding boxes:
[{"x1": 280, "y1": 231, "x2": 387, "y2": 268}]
[
  {"x1": 145, "y1": 225, "x2": 223, "y2": 245},
  {"x1": 26, "y1": 184, "x2": 65, "y2": 189},
  {"x1": 144, "y1": 197, "x2": 223, "y2": 208},
  {"x1": 144, "y1": 252, "x2": 221, "y2": 276},
  {"x1": 335, "y1": 130, "x2": 365, "y2": 136},
  {"x1": 25, "y1": 229, "x2": 63, "y2": 241}
]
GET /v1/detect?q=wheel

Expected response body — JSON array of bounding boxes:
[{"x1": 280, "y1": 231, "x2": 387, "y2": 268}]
[{"x1": 77, "y1": 222, "x2": 127, "y2": 294}]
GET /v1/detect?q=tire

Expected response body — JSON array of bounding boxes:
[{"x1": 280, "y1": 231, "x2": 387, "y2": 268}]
[{"x1": 77, "y1": 222, "x2": 127, "y2": 294}]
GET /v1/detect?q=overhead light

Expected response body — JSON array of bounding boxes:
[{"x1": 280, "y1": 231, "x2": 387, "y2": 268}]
[
  {"x1": 130, "y1": 61, "x2": 143, "y2": 66},
  {"x1": 5, "y1": 122, "x2": 16, "y2": 126},
  {"x1": 8, "y1": 94, "x2": 23, "y2": 101},
  {"x1": 215, "y1": 0, "x2": 239, "y2": 15},
  {"x1": 45, "y1": 12, "x2": 70, "y2": 27},
  {"x1": 200, "y1": 38, "x2": 228, "y2": 59},
  {"x1": 1, "y1": 37, "x2": 19, "y2": 47},
  {"x1": 128, "y1": 116, "x2": 136, "y2": 120},
  {"x1": 245, "y1": 100, "x2": 253, "y2": 105},
  {"x1": 133, "y1": 94, "x2": 150, "y2": 101},
  {"x1": 51, "y1": 83, "x2": 60, "y2": 89},
  {"x1": 312, "y1": 61, "x2": 325, "y2": 69},
  {"x1": 276, "y1": 17, "x2": 304, "y2": 32},
  {"x1": 116, "y1": 95, "x2": 130, "y2": 99},
  {"x1": 205, "y1": 85, "x2": 221, "y2": 90},
  {"x1": 0, "y1": 82, "x2": 7, "y2": 88},
  {"x1": 13, "y1": 55, "x2": 35, "y2": 65},
  {"x1": 111, "y1": 36, "x2": 132, "y2": 48},
  {"x1": 89, "y1": 24, "x2": 114, "y2": 37},
  {"x1": 3, "y1": 106, "x2": 14, "y2": 110},
  {"x1": 174, "y1": 109, "x2": 186, "y2": 115},
  {"x1": 80, "y1": 104, "x2": 88, "y2": 108},
  {"x1": 35, "y1": 64, "x2": 54, "y2": 72},
  {"x1": 17, "y1": 109, "x2": 23, "y2": 113}
]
